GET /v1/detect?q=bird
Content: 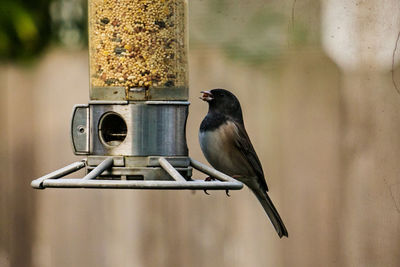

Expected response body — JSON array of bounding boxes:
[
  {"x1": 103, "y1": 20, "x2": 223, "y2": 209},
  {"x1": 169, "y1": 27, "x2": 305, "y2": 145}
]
[{"x1": 198, "y1": 88, "x2": 288, "y2": 238}]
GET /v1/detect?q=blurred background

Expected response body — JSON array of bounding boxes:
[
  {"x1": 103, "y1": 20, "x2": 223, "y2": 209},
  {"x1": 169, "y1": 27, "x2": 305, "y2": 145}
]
[{"x1": 1, "y1": 0, "x2": 400, "y2": 266}]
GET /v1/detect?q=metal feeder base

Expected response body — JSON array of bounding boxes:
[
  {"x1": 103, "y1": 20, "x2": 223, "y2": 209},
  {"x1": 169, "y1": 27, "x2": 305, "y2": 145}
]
[
  {"x1": 86, "y1": 155, "x2": 193, "y2": 181},
  {"x1": 31, "y1": 158, "x2": 243, "y2": 190},
  {"x1": 32, "y1": 100, "x2": 243, "y2": 191}
]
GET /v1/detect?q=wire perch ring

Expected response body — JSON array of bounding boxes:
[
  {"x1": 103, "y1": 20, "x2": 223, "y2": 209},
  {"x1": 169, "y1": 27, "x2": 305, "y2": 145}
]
[{"x1": 31, "y1": 157, "x2": 243, "y2": 190}]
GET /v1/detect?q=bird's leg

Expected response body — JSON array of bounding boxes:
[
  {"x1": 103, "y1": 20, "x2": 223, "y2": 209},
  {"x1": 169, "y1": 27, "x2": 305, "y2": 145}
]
[{"x1": 203, "y1": 176, "x2": 216, "y2": 195}]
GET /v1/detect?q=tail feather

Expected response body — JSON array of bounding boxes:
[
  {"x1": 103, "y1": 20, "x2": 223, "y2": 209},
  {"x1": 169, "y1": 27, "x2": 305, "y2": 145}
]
[{"x1": 251, "y1": 188, "x2": 288, "y2": 238}]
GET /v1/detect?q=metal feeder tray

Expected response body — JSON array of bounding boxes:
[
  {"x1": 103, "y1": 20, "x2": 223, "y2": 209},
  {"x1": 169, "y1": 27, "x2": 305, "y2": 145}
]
[{"x1": 31, "y1": 157, "x2": 243, "y2": 190}]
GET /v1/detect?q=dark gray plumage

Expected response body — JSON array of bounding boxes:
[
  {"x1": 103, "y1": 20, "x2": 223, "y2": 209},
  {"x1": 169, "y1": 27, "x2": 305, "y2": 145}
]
[{"x1": 199, "y1": 89, "x2": 288, "y2": 238}]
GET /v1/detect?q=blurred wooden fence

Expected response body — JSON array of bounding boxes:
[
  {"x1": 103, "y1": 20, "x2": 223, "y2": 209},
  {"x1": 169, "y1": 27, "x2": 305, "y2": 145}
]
[{"x1": 1, "y1": 47, "x2": 400, "y2": 267}]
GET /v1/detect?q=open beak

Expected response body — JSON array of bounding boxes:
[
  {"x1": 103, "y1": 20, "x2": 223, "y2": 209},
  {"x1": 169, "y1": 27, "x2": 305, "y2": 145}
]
[{"x1": 200, "y1": 91, "x2": 213, "y2": 102}]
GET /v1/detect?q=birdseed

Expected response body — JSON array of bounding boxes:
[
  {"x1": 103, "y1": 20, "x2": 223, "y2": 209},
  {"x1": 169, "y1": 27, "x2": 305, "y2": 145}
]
[{"x1": 89, "y1": 0, "x2": 188, "y2": 91}]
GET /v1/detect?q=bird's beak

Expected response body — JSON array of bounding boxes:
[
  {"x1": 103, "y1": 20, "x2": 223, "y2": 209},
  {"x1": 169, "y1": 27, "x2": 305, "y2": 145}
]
[{"x1": 200, "y1": 91, "x2": 213, "y2": 102}]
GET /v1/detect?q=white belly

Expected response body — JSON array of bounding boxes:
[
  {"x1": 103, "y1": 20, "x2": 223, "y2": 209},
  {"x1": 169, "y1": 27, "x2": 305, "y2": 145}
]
[
  {"x1": 199, "y1": 130, "x2": 229, "y2": 171},
  {"x1": 199, "y1": 127, "x2": 253, "y2": 177}
]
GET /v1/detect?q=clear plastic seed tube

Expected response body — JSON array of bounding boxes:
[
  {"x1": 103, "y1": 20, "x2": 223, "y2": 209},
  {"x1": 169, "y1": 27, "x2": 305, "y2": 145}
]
[{"x1": 89, "y1": 0, "x2": 188, "y2": 99}]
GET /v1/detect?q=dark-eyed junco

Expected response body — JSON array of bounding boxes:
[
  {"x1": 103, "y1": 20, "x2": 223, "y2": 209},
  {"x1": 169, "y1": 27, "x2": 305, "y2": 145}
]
[{"x1": 199, "y1": 89, "x2": 288, "y2": 238}]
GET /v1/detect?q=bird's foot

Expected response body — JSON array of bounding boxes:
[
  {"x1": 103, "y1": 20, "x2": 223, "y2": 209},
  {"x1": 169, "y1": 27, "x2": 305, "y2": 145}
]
[
  {"x1": 203, "y1": 177, "x2": 231, "y2": 197},
  {"x1": 225, "y1": 175, "x2": 242, "y2": 197},
  {"x1": 203, "y1": 176, "x2": 216, "y2": 195}
]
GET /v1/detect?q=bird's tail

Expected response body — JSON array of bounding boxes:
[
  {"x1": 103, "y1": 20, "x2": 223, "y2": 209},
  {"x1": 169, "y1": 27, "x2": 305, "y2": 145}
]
[{"x1": 250, "y1": 188, "x2": 288, "y2": 238}]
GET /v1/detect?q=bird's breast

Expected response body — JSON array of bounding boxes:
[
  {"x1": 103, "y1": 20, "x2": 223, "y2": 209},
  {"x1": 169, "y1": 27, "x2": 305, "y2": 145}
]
[{"x1": 199, "y1": 122, "x2": 253, "y2": 177}]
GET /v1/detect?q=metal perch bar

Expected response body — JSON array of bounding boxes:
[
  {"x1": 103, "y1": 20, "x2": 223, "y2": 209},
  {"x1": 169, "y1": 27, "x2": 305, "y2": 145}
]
[
  {"x1": 41, "y1": 179, "x2": 243, "y2": 189},
  {"x1": 31, "y1": 161, "x2": 86, "y2": 189},
  {"x1": 31, "y1": 157, "x2": 243, "y2": 190},
  {"x1": 82, "y1": 157, "x2": 113, "y2": 180},
  {"x1": 158, "y1": 157, "x2": 187, "y2": 182},
  {"x1": 190, "y1": 158, "x2": 239, "y2": 183}
]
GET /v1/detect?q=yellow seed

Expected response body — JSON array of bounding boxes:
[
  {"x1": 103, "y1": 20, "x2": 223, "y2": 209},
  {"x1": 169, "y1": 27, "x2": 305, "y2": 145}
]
[{"x1": 124, "y1": 44, "x2": 132, "y2": 51}]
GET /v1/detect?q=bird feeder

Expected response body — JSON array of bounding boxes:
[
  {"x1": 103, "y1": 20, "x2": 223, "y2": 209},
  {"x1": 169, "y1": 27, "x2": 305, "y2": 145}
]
[{"x1": 31, "y1": 0, "x2": 243, "y2": 191}]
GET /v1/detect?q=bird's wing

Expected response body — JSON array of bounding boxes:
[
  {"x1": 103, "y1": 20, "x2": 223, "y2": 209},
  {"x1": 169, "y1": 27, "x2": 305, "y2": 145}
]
[{"x1": 230, "y1": 119, "x2": 269, "y2": 192}]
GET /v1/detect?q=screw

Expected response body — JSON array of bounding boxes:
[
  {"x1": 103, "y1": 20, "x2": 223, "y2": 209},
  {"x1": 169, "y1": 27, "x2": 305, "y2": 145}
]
[{"x1": 78, "y1": 126, "x2": 85, "y2": 134}]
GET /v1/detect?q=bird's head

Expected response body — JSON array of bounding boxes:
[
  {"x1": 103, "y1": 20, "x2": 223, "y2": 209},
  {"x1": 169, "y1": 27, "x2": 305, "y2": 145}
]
[{"x1": 200, "y1": 89, "x2": 243, "y2": 121}]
